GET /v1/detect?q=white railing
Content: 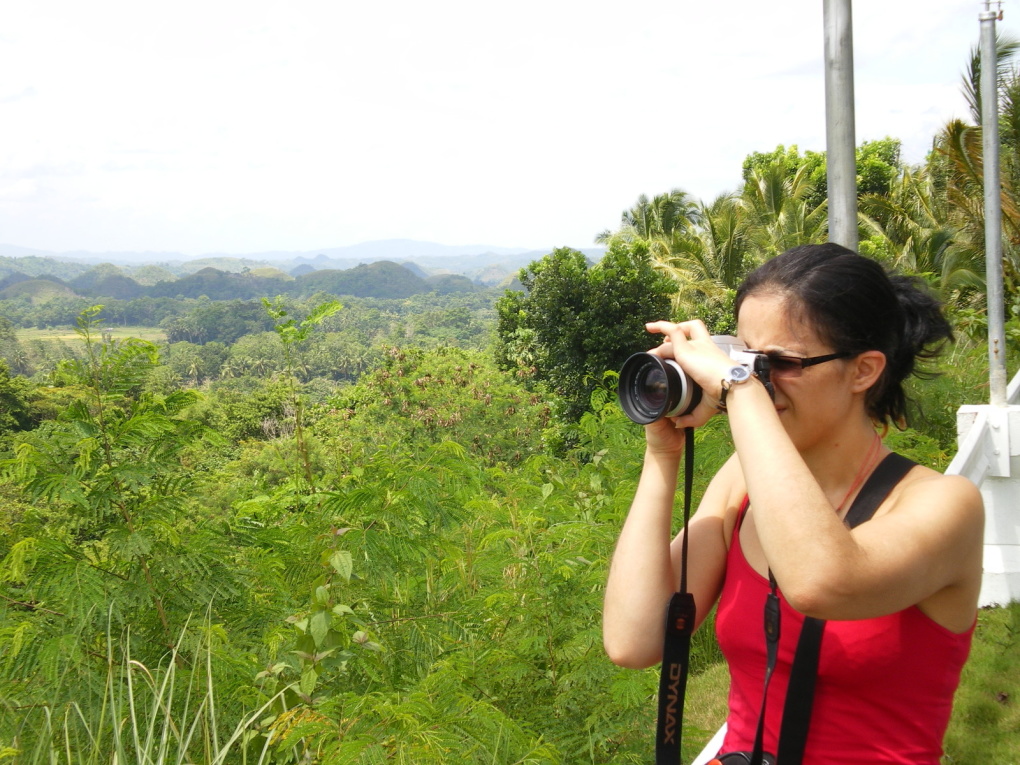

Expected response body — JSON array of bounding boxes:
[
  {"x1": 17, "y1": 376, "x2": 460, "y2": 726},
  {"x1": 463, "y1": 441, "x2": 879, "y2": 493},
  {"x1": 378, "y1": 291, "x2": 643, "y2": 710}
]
[{"x1": 947, "y1": 368, "x2": 1020, "y2": 607}]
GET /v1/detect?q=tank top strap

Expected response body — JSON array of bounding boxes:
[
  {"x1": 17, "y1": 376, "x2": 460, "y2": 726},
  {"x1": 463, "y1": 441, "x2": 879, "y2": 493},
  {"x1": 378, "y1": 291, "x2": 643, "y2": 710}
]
[{"x1": 736, "y1": 494, "x2": 751, "y2": 532}]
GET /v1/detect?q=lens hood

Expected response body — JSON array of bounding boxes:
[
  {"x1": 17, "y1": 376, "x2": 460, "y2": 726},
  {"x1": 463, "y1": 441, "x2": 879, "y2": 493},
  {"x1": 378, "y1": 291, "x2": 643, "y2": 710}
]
[{"x1": 618, "y1": 352, "x2": 701, "y2": 424}]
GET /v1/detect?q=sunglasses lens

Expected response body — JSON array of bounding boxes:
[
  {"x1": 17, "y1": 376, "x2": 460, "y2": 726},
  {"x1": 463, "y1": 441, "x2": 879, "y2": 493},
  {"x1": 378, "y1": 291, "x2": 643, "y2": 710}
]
[{"x1": 767, "y1": 355, "x2": 804, "y2": 374}]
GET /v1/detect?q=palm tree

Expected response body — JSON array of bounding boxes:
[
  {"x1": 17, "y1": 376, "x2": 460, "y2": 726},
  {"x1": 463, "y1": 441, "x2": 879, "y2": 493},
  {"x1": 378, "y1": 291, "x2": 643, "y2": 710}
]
[
  {"x1": 218, "y1": 358, "x2": 239, "y2": 379},
  {"x1": 596, "y1": 188, "x2": 701, "y2": 246},
  {"x1": 960, "y1": 34, "x2": 1020, "y2": 126},
  {"x1": 929, "y1": 33, "x2": 1020, "y2": 302},
  {"x1": 859, "y1": 164, "x2": 983, "y2": 298},
  {"x1": 739, "y1": 161, "x2": 828, "y2": 258},
  {"x1": 597, "y1": 173, "x2": 822, "y2": 323},
  {"x1": 650, "y1": 193, "x2": 754, "y2": 320}
]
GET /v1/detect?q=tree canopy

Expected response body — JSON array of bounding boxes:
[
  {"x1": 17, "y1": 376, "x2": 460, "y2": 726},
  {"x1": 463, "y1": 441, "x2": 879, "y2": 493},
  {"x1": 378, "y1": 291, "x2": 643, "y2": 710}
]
[{"x1": 494, "y1": 244, "x2": 675, "y2": 428}]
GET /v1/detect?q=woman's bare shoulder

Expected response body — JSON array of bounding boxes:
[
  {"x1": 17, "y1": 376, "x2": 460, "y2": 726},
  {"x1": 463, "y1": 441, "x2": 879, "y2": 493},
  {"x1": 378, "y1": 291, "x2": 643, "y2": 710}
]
[
  {"x1": 886, "y1": 464, "x2": 984, "y2": 522},
  {"x1": 872, "y1": 464, "x2": 984, "y2": 573}
]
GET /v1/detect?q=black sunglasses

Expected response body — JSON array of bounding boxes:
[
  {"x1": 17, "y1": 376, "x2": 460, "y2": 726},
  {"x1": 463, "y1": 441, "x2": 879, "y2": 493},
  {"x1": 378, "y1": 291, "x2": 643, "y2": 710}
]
[{"x1": 749, "y1": 350, "x2": 853, "y2": 375}]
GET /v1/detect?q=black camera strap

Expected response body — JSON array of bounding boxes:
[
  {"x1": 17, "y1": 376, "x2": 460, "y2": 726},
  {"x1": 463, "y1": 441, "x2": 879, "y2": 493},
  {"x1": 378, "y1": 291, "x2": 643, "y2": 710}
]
[
  {"x1": 747, "y1": 572, "x2": 780, "y2": 765},
  {"x1": 655, "y1": 427, "x2": 697, "y2": 764}
]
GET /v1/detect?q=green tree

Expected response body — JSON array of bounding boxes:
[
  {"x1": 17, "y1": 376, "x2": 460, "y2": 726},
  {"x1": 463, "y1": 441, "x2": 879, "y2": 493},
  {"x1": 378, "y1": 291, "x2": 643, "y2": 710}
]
[
  {"x1": 740, "y1": 156, "x2": 829, "y2": 257},
  {"x1": 742, "y1": 144, "x2": 828, "y2": 209},
  {"x1": 596, "y1": 188, "x2": 702, "y2": 245},
  {"x1": 318, "y1": 345, "x2": 548, "y2": 472},
  {"x1": 648, "y1": 193, "x2": 752, "y2": 329},
  {"x1": 0, "y1": 307, "x2": 229, "y2": 679},
  {"x1": 0, "y1": 360, "x2": 37, "y2": 439},
  {"x1": 495, "y1": 244, "x2": 674, "y2": 427},
  {"x1": 262, "y1": 296, "x2": 342, "y2": 491},
  {"x1": 859, "y1": 164, "x2": 984, "y2": 300},
  {"x1": 741, "y1": 139, "x2": 901, "y2": 208},
  {"x1": 227, "y1": 331, "x2": 287, "y2": 376},
  {"x1": 913, "y1": 34, "x2": 1020, "y2": 320},
  {"x1": 856, "y1": 138, "x2": 903, "y2": 198},
  {"x1": 189, "y1": 375, "x2": 293, "y2": 443}
]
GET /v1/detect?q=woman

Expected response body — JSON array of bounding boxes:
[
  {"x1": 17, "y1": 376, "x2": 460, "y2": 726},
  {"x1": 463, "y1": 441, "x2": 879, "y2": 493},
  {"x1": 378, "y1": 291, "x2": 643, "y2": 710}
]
[{"x1": 603, "y1": 244, "x2": 984, "y2": 763}]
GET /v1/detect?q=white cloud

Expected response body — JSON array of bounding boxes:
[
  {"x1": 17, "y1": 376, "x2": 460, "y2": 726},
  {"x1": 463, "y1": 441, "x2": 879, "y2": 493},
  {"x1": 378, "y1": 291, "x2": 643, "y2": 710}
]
[{"x1": 0, "y1": 0, "x2": 1012, "y2": 254}]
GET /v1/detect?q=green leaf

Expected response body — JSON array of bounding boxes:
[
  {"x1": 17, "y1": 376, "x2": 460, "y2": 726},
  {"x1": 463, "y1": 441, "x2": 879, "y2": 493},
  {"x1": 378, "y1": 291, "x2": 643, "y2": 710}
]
[
  {"x1": 309, "y1": 608, "x2": 331, "y2": 648},
  {"x1": 352, "y1": 630, "x2": 383, "y2": 652},
  {"x1": 299, "y1": 663, "x2": 319, "y2": 696},
  {"x1": 329, "y1": 549, "x2": 353, "y2": 582}
]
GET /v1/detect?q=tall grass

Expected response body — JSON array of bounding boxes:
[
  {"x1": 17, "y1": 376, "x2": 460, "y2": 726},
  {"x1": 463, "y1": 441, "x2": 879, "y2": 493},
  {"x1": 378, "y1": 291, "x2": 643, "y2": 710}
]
[{"x1": 1, "y1": 620, "x2": 279, "y2": 765}]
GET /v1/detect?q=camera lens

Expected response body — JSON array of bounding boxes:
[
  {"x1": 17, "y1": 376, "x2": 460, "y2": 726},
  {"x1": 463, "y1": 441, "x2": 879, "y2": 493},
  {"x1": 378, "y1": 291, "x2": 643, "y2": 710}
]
[
  {"x1": 640, "y1": 365, "x2": 669, "y2": 410},
  {"x1": 618, "y1": 353, "x2": 701, "y2": 424}
]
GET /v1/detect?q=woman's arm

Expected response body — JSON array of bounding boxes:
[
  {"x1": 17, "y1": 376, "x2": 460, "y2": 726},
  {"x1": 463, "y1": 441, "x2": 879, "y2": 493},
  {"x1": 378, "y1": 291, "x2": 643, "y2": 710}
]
[
  {"x1": 602, "y1": 437, "x2": 736, "y2": 669},
  {"x1": 723, "y1": 379, "x2": 984, "y2": 626}
]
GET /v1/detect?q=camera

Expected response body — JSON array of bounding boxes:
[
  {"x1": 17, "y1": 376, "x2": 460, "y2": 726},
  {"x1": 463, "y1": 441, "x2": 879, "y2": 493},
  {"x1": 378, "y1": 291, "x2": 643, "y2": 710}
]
[{"x1": 618, "y1": 336, "x2": 772, "y2": 424}]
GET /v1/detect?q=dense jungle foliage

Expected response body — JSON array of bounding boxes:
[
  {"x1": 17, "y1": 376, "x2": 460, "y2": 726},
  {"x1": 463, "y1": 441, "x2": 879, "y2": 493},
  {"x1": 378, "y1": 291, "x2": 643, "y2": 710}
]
[{"x1": 3, "y1": 41, "x2": 1020, "y2": 765}]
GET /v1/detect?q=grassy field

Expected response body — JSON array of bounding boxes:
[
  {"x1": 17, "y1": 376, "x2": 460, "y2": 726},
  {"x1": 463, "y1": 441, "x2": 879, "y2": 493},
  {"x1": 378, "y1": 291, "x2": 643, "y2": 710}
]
[
  {"x1": 16, "y1": 326, "x2": 166, "y2": 345},
  {"x1": 944, "y1": 601, "x2": 1020, "y2": 762}
]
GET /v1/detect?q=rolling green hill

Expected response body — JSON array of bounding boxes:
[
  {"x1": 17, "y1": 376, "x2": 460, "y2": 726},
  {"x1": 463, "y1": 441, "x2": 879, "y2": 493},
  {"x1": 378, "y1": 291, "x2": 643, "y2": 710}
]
[{"x1": 0, "y1": 279, "x2": 79, "y2": 304}]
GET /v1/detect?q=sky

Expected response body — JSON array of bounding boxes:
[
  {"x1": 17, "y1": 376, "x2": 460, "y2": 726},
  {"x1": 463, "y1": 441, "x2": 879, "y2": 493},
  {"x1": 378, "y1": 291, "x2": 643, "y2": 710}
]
[{"x1": 1, "y1": 0, "x2": 1018, "y2": 257}]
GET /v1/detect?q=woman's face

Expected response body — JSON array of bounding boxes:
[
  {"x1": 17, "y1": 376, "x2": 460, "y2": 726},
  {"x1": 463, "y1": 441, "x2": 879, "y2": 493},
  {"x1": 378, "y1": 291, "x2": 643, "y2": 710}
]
[{"x1": 736, "y1": 292, "x2": 857, "y2": 450}]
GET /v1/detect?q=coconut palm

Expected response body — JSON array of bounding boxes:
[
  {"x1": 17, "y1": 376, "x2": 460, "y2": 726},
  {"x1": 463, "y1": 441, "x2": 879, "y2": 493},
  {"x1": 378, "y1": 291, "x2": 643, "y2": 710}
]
[
  {"x1": 931, "y1": 33, "x2": 1020, "y2": 300},
  {"x1": 740, "y1": 161, "x2": 829, "y2": 258},
  {"x1": 859, "y1": 164, "x2": 983, "y2": 298},
  {"x1": 960, "y1": 34, "x2": 1020, "y2": 126},
  {"x1": 596, "y1": 188, "x2": 702, "y2": 246},
  {"x1": 649, "y1": 193, "x2": 755, "y2": 321}
]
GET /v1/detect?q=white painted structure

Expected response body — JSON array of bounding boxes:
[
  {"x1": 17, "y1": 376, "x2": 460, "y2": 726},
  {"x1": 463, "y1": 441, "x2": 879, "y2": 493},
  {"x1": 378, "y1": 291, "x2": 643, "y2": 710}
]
[{"x1": 947, "y1": 369, "x2": 1020, "y2": 607}]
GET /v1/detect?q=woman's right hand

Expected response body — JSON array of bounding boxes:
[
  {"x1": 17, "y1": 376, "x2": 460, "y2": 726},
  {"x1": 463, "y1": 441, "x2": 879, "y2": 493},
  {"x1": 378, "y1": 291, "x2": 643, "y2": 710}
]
[{"x1": 643, "y1": 411, "x2": 687, "y2": 455}]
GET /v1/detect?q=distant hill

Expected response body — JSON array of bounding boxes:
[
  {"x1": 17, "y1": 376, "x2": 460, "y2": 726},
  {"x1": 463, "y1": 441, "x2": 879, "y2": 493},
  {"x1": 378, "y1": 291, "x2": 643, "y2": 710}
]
[
  {"x1": 248, "y1": 267, "x2": 294, "y2": 280},
  {"x1": 294, "y1": 261, "x2": 428, "y2": 299},
  {"x1": 0, "y1": 240, "x2": 606, "y2": 303},
  {"x1": 149, "y1": 267, "x2": 292, "y2": 300},
  {"x1": 129, "y1": 264, "x2": 178, "y2": 286},
  {"x1": 400, "y1": 261, "x2": 430, "y2": 279},
  {"x1": 0, "y1": 239, "x2": 604, "y2": 283},
  {"x1": 173, "y1": 257, "x2": 280, "y2": 274},
  {"x1": 424, "y1": 274, "x2": 482, "y2": 295},
  {"x1": 69, "y1": 264, "x2": 146, "y2": 300},
  {"x1": 0, "y1": 279, "x2": 80, "y2": 304},
  {"x1": 0, "y1": 254, "x2": 92, "y2": 282},
  {"x1": 88, "y1": 260, "x2": 471, "y2": 301}
]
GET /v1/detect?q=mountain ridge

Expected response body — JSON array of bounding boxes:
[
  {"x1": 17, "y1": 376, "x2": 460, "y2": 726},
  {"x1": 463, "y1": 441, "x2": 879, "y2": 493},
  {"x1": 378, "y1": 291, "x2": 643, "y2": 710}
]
[
  {"x1": 0, "y1": 239, "x2": 604, "y2": 286},
  {"x1": 0, "y1": 238, "x2": 597, "y2": 265}
]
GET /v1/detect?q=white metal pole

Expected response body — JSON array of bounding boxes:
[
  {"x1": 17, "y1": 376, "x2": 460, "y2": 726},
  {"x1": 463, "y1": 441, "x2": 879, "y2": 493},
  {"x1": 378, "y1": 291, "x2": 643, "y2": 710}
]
[
  {"x1": 824, "y1": 0, "x2": 858, "y2": 250},
  {"x1": 981, "y1": 1, "x2": 1009, "y2": 406}
]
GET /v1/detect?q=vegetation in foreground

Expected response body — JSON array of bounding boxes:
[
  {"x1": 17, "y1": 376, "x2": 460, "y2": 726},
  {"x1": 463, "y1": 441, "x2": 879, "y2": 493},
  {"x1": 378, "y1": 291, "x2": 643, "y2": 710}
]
[{"x1": 0, "y1": 298, "x2": 1016, "y2": 763}]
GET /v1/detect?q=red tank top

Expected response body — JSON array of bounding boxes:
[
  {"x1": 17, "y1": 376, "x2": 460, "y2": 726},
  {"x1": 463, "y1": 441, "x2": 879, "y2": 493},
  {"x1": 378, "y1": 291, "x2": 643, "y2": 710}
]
[{"x1": 715, "y1": 501, "x2": 974, "y2": 764}]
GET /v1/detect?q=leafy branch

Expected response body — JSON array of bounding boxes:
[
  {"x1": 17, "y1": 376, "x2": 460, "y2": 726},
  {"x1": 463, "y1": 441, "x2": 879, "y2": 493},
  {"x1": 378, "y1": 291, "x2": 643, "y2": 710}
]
[{"x1": 262, "y1": 297, "x2": 342, "y2": 492}]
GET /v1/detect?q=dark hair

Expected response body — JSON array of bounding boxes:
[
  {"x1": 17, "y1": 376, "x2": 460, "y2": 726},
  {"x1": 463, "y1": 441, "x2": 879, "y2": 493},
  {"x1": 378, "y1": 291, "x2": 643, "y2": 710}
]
[{"x1": 734, "y1": 243, "x2": 953, "y2": 426}]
